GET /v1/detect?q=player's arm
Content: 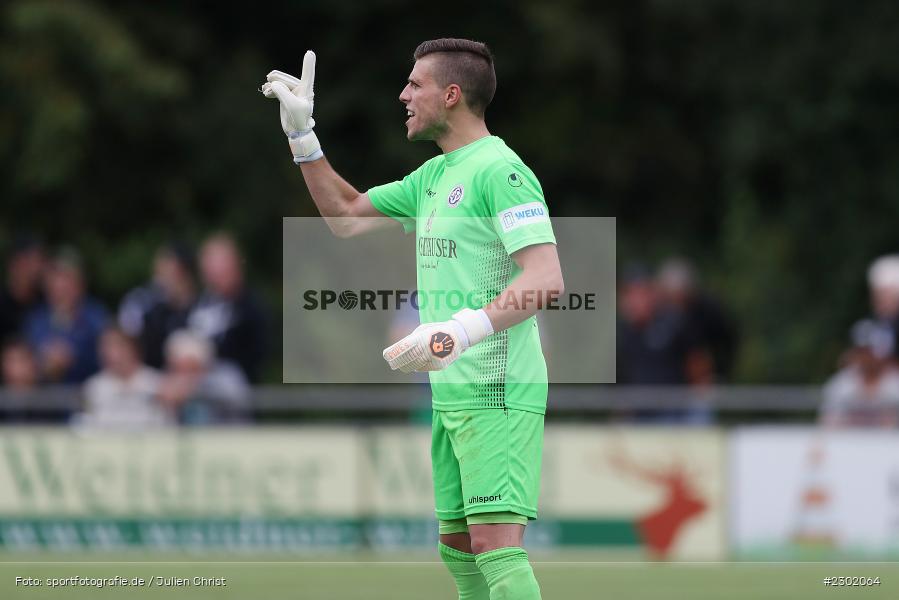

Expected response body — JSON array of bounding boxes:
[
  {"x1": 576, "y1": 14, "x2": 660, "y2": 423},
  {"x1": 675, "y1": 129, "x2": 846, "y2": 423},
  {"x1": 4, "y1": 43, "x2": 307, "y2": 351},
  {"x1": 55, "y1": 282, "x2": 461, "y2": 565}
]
[
  {"x1": 261, "y1": 51, "x2": 394, "y2": 238},
  {"x1": 483, "y1": 242, "x2": 564, "y2": 332},
  {"x1": 383, "y1": 243, "x2": 563, "y2": 373},
  {"x1": 298, "y1": 158, "x2": 395, "y2": 238}
]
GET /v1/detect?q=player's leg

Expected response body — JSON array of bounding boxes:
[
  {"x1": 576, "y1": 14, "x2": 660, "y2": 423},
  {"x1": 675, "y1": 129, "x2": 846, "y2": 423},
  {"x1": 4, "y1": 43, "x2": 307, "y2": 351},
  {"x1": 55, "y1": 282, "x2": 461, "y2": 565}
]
[
  {"x1": 468, "y1": 518, "x2": 524, "y2": 553},
  {"x1": 432, "y1": 410, "x2": 490, "y2": 600},
  {"x1": 445, "y1": 408, "x2": 545, "y2": 600},
  {"x1": 441, "y1": 532, "x2": 473, "y2": 552},
  {"x1": 469, "y1": 519, "x2": 540, "y2": 600}
]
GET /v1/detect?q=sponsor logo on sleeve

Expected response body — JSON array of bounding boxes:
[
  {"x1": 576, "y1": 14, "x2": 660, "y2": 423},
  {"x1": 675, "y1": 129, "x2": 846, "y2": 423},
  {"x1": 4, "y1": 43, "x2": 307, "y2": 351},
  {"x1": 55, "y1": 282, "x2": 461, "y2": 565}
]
[{"x1": 498, "y1": 202, "x2": 549, "y2": 233}]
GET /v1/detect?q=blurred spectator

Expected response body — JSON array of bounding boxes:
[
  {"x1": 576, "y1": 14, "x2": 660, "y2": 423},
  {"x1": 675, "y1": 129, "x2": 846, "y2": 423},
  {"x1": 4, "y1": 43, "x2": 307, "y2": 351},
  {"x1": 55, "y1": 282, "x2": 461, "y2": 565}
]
[
  {"x1": 157, "y1": 329, "x2": 250, "y2": 425},
  {"x1": 0, "y1": 338, "x2": 42, "y2": 422},
  {"x1": 867, "y1": 255, "x2": 899, "y2": 357},
  {"x1": 118, "y1": 271, "x2": 163, "y2": 339},
  {"x1": 820, "y1": 319, "x2": 899, "y2": 428},
  {"x1": 188, "y1": 234, "x2": 267, "y2": 382},
  {"x1": 1, "y1": 337, "x2": 40, "y2": 390},
  {"x1": 120, "y1": 243, "x2": 198, "y2": 369},
  {"x1": 657, "y1": 257, "x2": 738, "y2": 384},
  {"x1": 0, "y1": 236, "x2": 46, "y2": 342},
  {"x1": 617, "y1": 264, "x2": 692, "y2": 385},
  {"x1": 79, "y1": 327, "x2": 169, "y2": 428},
  {"x1": 24, "y1": 248, "x2": 107, "y2": 383},
  {"x1": 617, "y1": 263, "x2": 715, "y2": 424}
]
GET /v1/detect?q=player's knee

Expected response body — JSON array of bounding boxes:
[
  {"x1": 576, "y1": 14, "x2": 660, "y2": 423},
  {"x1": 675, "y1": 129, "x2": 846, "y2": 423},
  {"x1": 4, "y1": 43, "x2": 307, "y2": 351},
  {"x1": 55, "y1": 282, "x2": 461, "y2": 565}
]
[
  {"x1": 440, "y1": 532, "x2": 473, "y2": 554},
  {"x1": 470, "y1": 534, "x2": 504, "y2": 556}
]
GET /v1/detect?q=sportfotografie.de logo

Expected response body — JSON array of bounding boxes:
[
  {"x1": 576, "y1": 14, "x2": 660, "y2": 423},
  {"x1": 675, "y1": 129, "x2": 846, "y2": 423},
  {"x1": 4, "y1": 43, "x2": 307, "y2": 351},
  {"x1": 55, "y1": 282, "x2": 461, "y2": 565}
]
[{"x1": 301, "y1": 289, "x2": 596, "y2": 311}]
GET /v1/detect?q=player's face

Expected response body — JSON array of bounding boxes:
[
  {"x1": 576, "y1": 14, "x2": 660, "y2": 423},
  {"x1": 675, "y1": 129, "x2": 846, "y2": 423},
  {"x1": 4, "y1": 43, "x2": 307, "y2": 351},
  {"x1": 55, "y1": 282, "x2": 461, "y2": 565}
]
[{"x1": 399, "y1": 56, "x2": 448, "y2": 141}]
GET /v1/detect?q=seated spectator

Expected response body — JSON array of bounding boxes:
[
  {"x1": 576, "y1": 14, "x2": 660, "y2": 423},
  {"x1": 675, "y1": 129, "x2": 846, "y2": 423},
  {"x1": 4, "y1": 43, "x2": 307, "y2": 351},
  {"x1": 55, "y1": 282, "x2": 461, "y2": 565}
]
[
  {"x1": 0, "y1": 337, "x2": 41, "y2": 422},
  {"x1": 157, "y1": 330, "x2": 250, "y2": 425},
  {"x1": 24, "y1": 248, "x2": 107, "y2": 383},
  {"x1": 867, "y1": 255, "x2": 899, "y2": 358},
  {"x1": 1, "y1": 337, "x2": 39, "y2": 391},
  {"x1": 0, "y1": 235, "x2": 46, "y2": 342},
  {"x1": 820, "y1": 319, "x2": 899, "y2": 428},
  {"x1": 657, "y1": 257, "x2": 738, "y2": 384},
  {"x1": 120, "y1": 243, "x2": 198, "y2": 369},
  {"x1": 78, "y1": 327, "x2": 169, "y2": 429},
  {"x1": 188, "y1": 234, "x2": 267, "y2": 382}
]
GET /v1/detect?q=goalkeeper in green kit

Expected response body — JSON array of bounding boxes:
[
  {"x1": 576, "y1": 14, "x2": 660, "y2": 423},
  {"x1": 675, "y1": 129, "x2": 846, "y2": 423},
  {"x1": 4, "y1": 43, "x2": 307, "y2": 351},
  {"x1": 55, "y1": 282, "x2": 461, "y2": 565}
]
[{"x1": 263, "y1": 38, "x2": 562, "y2": 600}]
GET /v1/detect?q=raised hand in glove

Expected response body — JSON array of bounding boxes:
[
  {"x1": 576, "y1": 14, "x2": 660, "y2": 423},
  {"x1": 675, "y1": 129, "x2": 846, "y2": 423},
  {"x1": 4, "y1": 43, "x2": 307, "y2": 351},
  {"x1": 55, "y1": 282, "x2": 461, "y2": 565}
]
[{"x1": 261, "y1": 50, "x2": 323, "y2": 163}]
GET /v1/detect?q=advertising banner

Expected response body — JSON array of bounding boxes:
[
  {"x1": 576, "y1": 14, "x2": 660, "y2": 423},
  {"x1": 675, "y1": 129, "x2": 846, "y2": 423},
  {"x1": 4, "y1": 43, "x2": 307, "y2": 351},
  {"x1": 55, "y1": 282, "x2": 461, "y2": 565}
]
[
  {"x1": 0, "y1": 426, "x2": 725, "y2": 558},
  {"x1": 730, "y1": 427, "x2": 899, "y2": 558}
]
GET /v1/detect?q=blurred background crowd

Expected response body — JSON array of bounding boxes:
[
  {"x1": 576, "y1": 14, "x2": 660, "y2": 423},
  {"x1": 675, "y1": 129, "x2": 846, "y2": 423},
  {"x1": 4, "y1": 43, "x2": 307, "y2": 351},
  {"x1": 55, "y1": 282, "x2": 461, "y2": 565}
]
[
  {"x1": 0, "y1": 233, "x2": 268, "y2": 426},
  {"x1": 615, "y1": 254, "x2": 899, "y2": 427},
  {"x1": 3, "y1": 229, "x2": 899, "y2": 428}
]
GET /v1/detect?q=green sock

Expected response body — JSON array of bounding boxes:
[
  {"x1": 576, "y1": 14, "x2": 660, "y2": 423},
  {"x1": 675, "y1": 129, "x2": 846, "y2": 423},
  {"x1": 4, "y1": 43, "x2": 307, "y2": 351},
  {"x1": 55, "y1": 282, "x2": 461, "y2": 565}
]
[
  {"x1": 475, "y1": 547, "x2": 541, "y2": 600},
  {"x1": 439, "y1": 542, "x2": 490, "y2": 600}
]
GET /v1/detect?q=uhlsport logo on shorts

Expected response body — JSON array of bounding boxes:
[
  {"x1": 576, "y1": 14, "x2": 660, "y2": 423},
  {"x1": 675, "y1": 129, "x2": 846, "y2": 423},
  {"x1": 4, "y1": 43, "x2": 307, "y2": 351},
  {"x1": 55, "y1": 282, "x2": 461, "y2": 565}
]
[
  {"x1": 468, "y1": 494, "x2": 502, "y2": 504},
  {"x1": 429, "y1": 331, "x2": 455, "y2": 358},
  {"x1": 447, "y1": 184, "x2": 464, "y2": 207}
]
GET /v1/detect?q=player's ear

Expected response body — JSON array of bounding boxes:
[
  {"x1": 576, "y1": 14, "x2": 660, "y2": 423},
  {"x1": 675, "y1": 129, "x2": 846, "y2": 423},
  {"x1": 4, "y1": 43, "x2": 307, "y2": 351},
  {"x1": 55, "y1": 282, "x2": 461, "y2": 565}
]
[{"x1": 444, "y1": 84, "x2": 463, "y2": 109}]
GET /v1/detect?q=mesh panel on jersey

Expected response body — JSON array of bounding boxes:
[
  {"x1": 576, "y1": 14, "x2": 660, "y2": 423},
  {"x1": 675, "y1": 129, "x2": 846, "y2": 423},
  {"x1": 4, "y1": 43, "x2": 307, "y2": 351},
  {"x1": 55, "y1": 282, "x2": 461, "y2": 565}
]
[{"x1": 469, "y1": 238, "x2": 512, "y2": 408}]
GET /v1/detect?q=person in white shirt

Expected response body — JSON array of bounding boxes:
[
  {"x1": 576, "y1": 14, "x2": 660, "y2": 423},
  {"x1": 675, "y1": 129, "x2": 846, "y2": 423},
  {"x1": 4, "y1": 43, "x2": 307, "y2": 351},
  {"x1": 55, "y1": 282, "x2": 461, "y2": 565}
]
[
  {"x1": 821, "y1": 319, "x2": 899, "y2": 428},
  {"x1": 157, "y1": 329, "x2": 249, "y2": 425},
  {"x1": 80, "y1": 327, "x2": 169, "y2": 428}
]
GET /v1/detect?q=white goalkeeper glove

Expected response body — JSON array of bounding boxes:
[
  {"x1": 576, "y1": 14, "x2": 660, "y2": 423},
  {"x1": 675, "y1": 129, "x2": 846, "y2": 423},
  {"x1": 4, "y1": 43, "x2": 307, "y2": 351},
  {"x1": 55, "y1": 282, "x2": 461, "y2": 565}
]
[
  {"x1": 261, "y1": 50, "x2": 323, "y2": 163},
  {"x1": 383, "y1": 309, "x2": 494, "y2": 373}
]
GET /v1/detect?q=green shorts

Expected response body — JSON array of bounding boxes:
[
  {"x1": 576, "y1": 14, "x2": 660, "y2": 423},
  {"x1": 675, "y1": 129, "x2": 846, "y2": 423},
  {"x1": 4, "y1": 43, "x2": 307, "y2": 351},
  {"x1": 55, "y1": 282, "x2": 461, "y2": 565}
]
[{"x1": 431, "y1": 408, "x2": 544, "y2": 521}]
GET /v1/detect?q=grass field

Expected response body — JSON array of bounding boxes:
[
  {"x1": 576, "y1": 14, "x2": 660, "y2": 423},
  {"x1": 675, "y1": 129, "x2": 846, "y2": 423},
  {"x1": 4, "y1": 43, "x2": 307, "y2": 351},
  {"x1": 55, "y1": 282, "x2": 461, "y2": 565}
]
[{"x1": 2, "y1": 552, "x2": 896, "y2": 599}]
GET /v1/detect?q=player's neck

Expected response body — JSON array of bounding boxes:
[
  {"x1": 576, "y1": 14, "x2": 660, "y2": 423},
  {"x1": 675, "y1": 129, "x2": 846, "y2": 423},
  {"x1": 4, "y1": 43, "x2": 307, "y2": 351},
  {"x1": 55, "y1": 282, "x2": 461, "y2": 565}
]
[{"x1": 436, "y1": 119, "x2": 491, "y2": 154}]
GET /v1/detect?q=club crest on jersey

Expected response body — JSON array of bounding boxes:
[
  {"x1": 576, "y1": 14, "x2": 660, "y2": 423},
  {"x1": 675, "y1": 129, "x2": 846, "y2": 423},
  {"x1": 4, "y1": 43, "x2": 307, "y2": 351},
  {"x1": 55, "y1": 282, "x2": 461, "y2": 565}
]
[
  {"x1": 447, "y1": 185, "x2": 464, "y2": 208},
  {"x1": 429, "y1": 331, "x2": 455, "y2": 358}
]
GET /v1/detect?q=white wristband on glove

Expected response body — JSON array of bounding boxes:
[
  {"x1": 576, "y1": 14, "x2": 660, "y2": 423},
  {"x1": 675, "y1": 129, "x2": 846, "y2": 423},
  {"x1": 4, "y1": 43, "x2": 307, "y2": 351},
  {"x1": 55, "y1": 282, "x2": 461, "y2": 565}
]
[
  {"x1": 382, "y1": 309, "x2": 494, "y2": 373},
  {"x1": 450, "y1": 308, "x2": 494, "y2": 348},
  {"x1": 288, "y1": 130, "x2": 323, "y2": 163}
]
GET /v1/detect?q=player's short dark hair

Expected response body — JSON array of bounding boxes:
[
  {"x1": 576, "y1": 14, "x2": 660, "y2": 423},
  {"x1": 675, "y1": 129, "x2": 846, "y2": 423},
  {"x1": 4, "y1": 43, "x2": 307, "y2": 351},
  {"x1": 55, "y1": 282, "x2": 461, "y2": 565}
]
[{"x1": 413, "y1": 38, "x2": 496, "y2": 117}]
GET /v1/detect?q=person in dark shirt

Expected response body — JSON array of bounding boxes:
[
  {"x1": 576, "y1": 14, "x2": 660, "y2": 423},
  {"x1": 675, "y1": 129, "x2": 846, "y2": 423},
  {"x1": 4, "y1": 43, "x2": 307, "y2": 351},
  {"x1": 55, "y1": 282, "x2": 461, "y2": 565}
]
[
  {"x1": 657, "y1": 258, "x2": 738, "y2": 384},
  {"x1": 1, "y1": 337, "x2": 42, "y2": 422},
  {"x1": 119, "y1": 243, "x2": 198, "y2": 369},
  {"x1": 617, "y1": 264, "x2": 692, "y2": 385},
  {"x1": 617, "y1": 264, "x2": 717, "y2": 423},
  {"x1": 24, "y1": 248, "x2": 107, "y2": 383},
  {"x1": 1, "y1": 337, "x2": 39, "y2": 390},
  {"x1": 187, "y1": 234, "x2": 268, "y2": 382},
  {"x1": 0, "y1": 236, "x2": 46, "y2": 342}
]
